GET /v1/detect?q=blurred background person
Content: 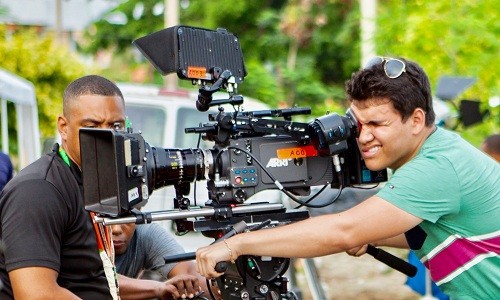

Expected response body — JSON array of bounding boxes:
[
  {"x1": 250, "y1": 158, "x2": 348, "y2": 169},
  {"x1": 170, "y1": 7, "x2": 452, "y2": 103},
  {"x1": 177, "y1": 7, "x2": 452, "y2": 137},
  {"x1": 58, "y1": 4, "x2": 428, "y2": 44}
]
[
  {"x1": 0, "y1": 151, "x2": 13, "y2": 191},
  {"x1": 481, "y1": 133, "x2": 500, "y2": 162},
  {"x1": 112, "y1": 222, "x2": 211, "y2": 299}
]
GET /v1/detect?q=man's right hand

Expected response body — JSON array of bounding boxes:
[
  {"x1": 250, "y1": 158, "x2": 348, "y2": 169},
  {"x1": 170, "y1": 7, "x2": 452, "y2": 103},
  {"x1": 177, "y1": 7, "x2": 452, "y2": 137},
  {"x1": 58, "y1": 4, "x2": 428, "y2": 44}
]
[{"x1": 346, "y1": 244, "x2": 369, "y2": 257}]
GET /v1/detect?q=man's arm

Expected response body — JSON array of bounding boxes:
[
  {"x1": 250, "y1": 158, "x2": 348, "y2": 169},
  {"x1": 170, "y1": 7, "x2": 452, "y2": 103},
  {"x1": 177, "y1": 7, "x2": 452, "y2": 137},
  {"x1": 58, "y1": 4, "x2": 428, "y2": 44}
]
[
  {"x1": 118, "y1": 274, "x2": 179, "y2": 300},
  {"x1": 374, "y1": 234, "x2": 410, "y2": 248},
  {"x1": 9, "y1": 267, "x2": 80, "y2": 299},
  {"x1": 196, "y1": 195, "x2": 422, "y2": 278},
  {"x1": 118, "y1": 271, "x2": 205, "y2": 300},
  {"x1": 346, "y1": 233, "x2": 409, "y2": 257}
]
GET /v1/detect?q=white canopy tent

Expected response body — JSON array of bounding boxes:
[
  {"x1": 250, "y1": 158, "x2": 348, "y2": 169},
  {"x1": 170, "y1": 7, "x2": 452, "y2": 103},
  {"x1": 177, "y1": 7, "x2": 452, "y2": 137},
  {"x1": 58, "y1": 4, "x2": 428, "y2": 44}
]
[{"x1": 0, "y1": 67, "x2": 41, "y2": 169}]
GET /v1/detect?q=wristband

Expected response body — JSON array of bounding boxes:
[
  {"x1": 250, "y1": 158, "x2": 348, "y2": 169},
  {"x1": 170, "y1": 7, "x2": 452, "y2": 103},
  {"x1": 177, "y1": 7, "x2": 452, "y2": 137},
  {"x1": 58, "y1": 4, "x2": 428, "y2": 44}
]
[{"x1": 223, "y1": 239, "x2": 236, "y2": 263}]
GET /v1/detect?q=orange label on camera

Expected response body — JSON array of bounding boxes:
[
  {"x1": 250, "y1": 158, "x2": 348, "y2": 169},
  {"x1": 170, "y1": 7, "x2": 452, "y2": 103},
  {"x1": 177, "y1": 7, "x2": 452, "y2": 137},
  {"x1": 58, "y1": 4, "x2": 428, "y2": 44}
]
[
  {"x1": 277, "y1": 145, "x2": 318, "y2": 159},
  {"x1": 187, "y1": 66, "x2": 206, "y2": 79}
]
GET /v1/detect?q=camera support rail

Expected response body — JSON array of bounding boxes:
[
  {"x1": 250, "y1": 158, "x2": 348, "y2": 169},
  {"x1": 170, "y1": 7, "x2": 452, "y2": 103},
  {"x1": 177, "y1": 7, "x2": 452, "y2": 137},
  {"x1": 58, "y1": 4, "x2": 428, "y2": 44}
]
[{"x1": 92, "y1": 203, "x2": 303, "y2": 226}]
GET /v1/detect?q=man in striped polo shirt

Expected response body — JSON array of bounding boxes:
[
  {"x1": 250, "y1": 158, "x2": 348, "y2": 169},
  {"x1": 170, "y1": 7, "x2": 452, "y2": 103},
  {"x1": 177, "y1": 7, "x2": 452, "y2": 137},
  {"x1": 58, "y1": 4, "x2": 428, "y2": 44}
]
[{"x1": 195, "y1": 57, "x2": 499, "y2": 299}]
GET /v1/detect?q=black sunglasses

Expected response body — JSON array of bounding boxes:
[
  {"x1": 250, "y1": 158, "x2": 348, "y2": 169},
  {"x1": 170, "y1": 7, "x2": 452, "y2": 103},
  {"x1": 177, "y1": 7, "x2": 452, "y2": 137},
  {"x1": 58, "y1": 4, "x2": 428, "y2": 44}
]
[{"x1": 364, "y1": 56, "x2": 406, "y2": 79}]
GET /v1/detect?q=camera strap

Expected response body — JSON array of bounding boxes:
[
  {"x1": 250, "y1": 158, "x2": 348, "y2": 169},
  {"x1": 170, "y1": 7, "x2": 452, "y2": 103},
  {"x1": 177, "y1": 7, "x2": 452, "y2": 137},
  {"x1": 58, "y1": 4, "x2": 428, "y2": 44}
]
[{"x1": 90, "y1": 211, "x2": 120, "y2": 299}]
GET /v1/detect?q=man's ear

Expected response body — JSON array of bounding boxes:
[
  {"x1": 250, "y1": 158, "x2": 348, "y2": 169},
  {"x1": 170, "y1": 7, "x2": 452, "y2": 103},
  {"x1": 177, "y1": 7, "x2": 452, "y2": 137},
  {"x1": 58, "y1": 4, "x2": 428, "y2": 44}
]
[
  {"x1": 411, "y1": 108, "x2": 427, "y2": 134},
  {"x1": 57, "y1": 115, "x2": 68, "y2": 142}
]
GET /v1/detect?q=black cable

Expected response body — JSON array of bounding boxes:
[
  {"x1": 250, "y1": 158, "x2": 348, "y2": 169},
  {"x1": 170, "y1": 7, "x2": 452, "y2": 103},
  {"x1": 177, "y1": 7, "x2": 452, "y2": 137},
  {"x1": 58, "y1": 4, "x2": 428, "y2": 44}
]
[
  {"x1": 294, "y1": 187, "x2": 343, "y2": 208},
  {"x1": 290, "y1": 172, "x2": 344, "y2": 208},
  {"x1": 219, "y1": 146, "x2": 346, "y2": 209},
  {"x1": 350, "y1": 183, "x2": 380, "y2": 190}
]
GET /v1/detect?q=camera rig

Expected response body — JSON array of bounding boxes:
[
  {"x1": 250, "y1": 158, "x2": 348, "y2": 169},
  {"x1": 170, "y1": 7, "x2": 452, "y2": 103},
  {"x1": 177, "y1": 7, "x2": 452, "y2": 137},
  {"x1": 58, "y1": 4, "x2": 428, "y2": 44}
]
[{"x1": 80, "y1": 26, "x2": 415, "y2": 300}]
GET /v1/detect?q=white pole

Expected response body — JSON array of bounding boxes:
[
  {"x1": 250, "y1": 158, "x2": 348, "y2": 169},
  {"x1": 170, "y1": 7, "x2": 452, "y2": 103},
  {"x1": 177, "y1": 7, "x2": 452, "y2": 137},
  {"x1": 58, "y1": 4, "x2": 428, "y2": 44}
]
[
  {"x1": 164, "y1": 0, "x2": 179, "y2": 90},
  {"x1": 55, "y1": 0, "x2": 64, "y2": 44},
  {"x1": 360, "y1": 0, "x2": 377, "y2": 67},
  {"x1": 1, "y1": 98, "x2": 8, "y2": 154}
]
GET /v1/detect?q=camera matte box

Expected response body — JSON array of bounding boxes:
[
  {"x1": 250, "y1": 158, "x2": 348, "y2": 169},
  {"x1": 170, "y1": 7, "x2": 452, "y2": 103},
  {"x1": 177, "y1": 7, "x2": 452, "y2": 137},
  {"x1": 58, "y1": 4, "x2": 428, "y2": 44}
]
[
  {"x1": 133, "y1": 25, "x2": 247, "y2": 83},
  {"x1": 80, "y1": 128, "x2": 148, "y2": 217}
]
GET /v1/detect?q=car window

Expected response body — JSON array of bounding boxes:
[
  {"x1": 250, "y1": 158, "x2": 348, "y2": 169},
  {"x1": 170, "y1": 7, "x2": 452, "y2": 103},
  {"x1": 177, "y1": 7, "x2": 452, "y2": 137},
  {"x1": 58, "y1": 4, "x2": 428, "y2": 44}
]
[
  {"x1": 176, "y1": 107, "x2": 215, "y2": 148},
  {"x1": 125, "y1": 104, "x2": 166, "y2": 147}
]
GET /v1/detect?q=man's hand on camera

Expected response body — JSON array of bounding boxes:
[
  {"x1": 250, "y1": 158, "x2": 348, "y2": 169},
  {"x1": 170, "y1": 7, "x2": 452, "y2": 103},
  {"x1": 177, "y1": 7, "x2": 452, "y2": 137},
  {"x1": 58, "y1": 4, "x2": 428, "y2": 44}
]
[
  {"x1": 346, "y1": 244, "x2": 369, "y2": 257},
  {"x1": 157, "y1": 274, "x2": 202, "y2": 299},
  {"x1": 196, "y1": 239, "x2": 236, "y2": 279}
]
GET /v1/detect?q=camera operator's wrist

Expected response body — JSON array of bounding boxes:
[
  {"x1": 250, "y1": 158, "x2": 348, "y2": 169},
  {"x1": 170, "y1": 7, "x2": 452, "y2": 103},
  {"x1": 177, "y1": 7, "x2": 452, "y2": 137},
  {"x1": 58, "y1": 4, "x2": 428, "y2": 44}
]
[
  {"x1": 154, "y1": 281, "x2": 164, "y2": 298},
  {"x1": 223, "y1": 239, "x2": 236, "y2": 263}
]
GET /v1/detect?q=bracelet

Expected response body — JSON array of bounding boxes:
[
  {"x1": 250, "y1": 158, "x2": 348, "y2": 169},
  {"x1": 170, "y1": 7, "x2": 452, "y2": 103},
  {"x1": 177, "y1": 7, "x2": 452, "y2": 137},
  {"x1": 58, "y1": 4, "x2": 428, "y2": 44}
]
[{"x1": 223, "y1": 239, "x2": 236, "y2": 263}]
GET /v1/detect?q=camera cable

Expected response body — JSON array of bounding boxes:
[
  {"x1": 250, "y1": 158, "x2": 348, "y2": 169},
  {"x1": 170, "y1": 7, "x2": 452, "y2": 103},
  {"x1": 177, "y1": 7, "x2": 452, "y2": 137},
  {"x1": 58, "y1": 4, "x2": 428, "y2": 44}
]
[{"x1": 216, "y1": 146, "x2": 347, "y2": 208}]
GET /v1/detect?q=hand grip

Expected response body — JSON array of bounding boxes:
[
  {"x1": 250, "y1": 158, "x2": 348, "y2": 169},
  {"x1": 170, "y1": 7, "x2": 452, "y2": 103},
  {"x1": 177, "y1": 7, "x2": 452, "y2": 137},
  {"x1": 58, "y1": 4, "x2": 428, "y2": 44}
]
[
  {"x1": 366, "y1": 245, "x2": 417, "y2": 277},
  {"x1": 164, "y1": 252, "x2": 195, "y2": 264},
  {"x1": 214, "y1": 261, "x2": 229, "y2": 273}
]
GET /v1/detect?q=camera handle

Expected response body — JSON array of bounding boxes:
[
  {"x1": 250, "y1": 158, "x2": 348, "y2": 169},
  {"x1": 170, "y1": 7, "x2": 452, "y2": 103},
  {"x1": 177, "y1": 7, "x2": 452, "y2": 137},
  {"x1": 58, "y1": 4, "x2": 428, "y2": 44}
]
[
  {"x1": 211, "y1": 219, "x2": 272, "y2": 272},
  {"x1": 366, "y1": 245, "x2": 417, "y2": 277},
  {"x1": 164, "y1": 220, "x2": 273, "y2": 272},
  {"x1": 163, "y1": 220, "x2": 248, "y2": 268}
]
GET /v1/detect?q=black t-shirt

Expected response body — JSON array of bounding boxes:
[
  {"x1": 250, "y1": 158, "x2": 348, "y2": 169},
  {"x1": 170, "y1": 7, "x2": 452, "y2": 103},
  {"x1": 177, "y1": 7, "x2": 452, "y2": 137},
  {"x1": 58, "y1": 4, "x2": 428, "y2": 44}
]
[{"x1": 0, "y1": 146, "x2": 111, "y2": 299}]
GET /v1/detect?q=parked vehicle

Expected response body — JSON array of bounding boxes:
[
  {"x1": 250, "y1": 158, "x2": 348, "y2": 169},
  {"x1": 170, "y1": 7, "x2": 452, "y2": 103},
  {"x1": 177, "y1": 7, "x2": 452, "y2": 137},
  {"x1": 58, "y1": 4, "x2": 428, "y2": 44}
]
[{"x1": 0, "y1": 67, "x2": 41, "y2": 170}]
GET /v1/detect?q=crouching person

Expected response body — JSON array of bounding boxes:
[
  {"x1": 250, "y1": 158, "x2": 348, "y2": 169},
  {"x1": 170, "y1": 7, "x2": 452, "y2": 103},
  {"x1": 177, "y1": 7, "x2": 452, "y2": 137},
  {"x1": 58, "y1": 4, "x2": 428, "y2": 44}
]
[{"x1": 113, "y1": 222, "x2": 212, "y2": 299}]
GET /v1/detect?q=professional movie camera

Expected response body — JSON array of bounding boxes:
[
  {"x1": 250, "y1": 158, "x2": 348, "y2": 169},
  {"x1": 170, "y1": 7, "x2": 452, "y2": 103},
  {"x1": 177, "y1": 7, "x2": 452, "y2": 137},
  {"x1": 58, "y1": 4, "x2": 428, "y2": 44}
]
[{"x1": 80, "y1": 26, "x2": 405, "y2": 300}]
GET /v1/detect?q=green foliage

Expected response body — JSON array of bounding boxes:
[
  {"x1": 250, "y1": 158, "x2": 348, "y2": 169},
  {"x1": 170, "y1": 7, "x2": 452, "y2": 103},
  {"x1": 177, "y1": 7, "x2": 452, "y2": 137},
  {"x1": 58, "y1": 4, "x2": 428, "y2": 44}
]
[
  {"x1": 238, "y1": 59, "x2": 285, "y2": 109},
  {"x1": 81, "y1": 0, "x2": 164, "y2": 53},
  {"x1": 0, "y1": 26, "x2": 86, "y2": 141},
  {"x1": 80, "y1": 0, "x2": 497, "y2": 144},
  {"x1": 375, "y1": 0, "x2": 499, "y2": 144},
  {"x1": 81, "y1": 0, "x2": 359, "y2": 119}
]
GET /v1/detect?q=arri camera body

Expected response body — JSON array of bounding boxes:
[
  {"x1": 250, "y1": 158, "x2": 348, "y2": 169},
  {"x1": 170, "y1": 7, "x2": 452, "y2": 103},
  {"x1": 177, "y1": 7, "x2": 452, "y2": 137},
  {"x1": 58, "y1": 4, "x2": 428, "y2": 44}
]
[{"x1": 80, "y1": 25, "x2": 388, "y2": 300}]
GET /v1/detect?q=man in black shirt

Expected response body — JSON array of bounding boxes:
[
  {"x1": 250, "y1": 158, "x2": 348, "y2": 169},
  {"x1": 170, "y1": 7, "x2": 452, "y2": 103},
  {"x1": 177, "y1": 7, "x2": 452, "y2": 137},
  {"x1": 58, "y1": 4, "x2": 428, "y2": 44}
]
[
  {"x1": 0, "y1": 75, "x2": 203, "y2": 299},
  {"x1": 0, "y1": 75, "x2": 122, "y2": 299}
]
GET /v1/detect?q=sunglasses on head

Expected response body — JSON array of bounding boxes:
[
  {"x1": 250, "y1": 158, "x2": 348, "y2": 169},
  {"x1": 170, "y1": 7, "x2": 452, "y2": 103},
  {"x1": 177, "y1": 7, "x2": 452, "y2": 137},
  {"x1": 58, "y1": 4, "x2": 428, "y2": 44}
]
[{"x1": 364, "y1": 56, "x2": 406, "y2": 79}]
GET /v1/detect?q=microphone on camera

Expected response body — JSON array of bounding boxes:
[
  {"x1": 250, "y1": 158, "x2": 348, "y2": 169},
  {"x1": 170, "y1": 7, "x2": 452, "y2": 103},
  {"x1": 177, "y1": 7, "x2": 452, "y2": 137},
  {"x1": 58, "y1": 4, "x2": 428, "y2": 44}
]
[
  {"x1": 196, "y1": 69, "x2": 234, "y2": 112},
  {"x1": 196, "y1": 92, "x2": 212, "y2": 112}
]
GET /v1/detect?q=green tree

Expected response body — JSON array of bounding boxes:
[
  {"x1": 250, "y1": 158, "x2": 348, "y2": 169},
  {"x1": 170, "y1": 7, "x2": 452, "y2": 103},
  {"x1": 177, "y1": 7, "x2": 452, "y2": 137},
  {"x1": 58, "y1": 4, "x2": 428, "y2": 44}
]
[
  {"x1": 80, "y1": 0, "x2": 499, "y2": 146},
  {"x1": 80, "y1": 0, "x2": 358, "y2": 116},
  {"x1": 375, "y1": 0, "x2": 499, "y2": 144},
  {"x1": 0, "y1": 26, "x2": 87, "y2": 142}
]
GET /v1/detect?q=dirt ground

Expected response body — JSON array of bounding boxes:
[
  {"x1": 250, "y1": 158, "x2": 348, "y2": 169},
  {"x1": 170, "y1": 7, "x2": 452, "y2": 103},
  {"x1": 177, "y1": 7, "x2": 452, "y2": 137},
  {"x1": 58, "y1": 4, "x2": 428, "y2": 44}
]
[{"x1": 292, "y1": 249, "x2": 421, "y2": 300}]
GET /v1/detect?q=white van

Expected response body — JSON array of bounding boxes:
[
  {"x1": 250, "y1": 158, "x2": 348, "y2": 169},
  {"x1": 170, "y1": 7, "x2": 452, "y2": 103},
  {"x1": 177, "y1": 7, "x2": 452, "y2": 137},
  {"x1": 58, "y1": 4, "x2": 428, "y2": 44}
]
[
  {"x1": 120, "y1": 83, "x2": 283, "y2": 249},
  {"x1": 0, "y1": 68, "x2": 41, "y2": 170}
]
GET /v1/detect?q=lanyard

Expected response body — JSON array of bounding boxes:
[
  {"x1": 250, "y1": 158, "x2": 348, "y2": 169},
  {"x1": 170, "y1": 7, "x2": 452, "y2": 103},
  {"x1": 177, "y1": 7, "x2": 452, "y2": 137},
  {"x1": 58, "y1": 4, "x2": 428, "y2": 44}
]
[
  {"x1": 58, "y1": 147, "x2": 71, "y2": 167},
  {"x1": 90, "y1": 211, "x2": 115, "y2": 262}
]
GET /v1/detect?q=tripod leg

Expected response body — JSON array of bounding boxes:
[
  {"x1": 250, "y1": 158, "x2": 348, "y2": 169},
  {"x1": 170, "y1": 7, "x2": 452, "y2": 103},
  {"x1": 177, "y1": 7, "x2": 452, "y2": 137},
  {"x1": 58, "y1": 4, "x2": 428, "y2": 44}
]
[
  {"x1": 301, "y1": 258, "x2": 327, "y2": 300},
  {"x1": 285, "y1": 291, "x2": 300, "y2": 300},
  {"x1": 285, "y1": 259, "x2": 304, "y2": 298}
]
